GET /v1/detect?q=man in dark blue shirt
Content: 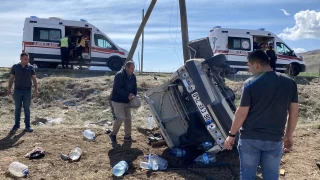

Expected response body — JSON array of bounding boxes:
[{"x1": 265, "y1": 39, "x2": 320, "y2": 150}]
[
  {"x1": 109, "y1": 61, "x2": 137, "y2": 144},
  {"x1": 224, "y1": 50, "x2": 299, "y2": 179},
  {"x1": 8, "y1": 53, "x2": 38, "y2": 134}
]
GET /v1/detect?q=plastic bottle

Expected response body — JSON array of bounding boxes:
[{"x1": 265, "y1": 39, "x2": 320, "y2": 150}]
[
  {"x1": 8, "y1": 162, "x2": 29, "y2": 177},
  {"x1": 83, "y1": 129, "x2": 96, "y2": 140},
  {"x1": 200, "y1": 142, "x2": 214, "y2": 151},
  {"x1": 69, "y1": 147, "x2": 82, "y2": 161},
  {"x1": 112, "y1": 161, "x2": 129, "y2": 177},
  {"x1": 140, "y1": 161, "x2": 159, "y2": 170},
  {"x1": 147, "y1": 114, "x2": 155, "y2": 130},
  {"x1": 194, "y1": 153, "x2": 216, "y2": 165},
  {"x1": 170, "y1": 148, "x2": 186, "y2": 157},
  {"x1": 147, "y1": 154, "x2": 168, "y2": 170}
]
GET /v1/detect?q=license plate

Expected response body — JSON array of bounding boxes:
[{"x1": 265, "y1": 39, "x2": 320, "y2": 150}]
[{"x1": 191, "y1": 92, "x2": 212, "y2": 123}]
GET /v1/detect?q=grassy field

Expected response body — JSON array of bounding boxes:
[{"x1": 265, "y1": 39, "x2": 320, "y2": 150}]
[{"x1": 0, "y1": 68, "x2": 319, "y2": 180}]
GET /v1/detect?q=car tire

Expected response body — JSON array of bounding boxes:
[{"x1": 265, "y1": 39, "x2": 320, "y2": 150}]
[
  {"x1": 286, "y1": 64, "x2": 301, "y2": 76},
  {"x1": 204, "y1": 54, "x2": 227, "y2": 67},
  {"x1": 219, "y1": 63, "x2": 231, "y2": 77},
  {"x1": 108, "y1": 57, "x2": 123, "y2": 71},
  {"x1": 224, "y1": 87, "x2": 236, "y2": 102}
]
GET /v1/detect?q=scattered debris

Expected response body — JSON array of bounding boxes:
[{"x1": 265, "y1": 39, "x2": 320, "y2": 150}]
[
  {"x1": 63, "y1": 101, "x2": 76, "y2": 106},
  {"x1": 69, "y1": 147, "x2": 82, "y2": 161},
  {"x1": 83, "y1": 129, "x2": 96, "y2": 140},
  {"x1": 25, "y1": 147, "x2": 45, "y2": 159},
  {"x1": 105, "y1": 129, "x2": 112, "y2": 134},
  {"x1": 280, "y1": 169, "x2": 286, "y2": 176},
  {"x1": 60, "y1": 154, "x2": 70, "y2": 161},
  {"x1": 151, "y1": 140, "x2": 167, "y2": 147},
  {"x1": 148, "y1": 133, "x2": 163, "y2": 145},
  {"x1": 33, "y1": 117, "x2": 64, "y2": 126},
  {"x1": 112, "y1": 161, "x2": 128, "y2": 177},
  {"x1": 8, "y1": 162, "x2": 29, "y2": 178},
  {"x1": 92, "y1": 90, "x2": 99, "y2": 94}
]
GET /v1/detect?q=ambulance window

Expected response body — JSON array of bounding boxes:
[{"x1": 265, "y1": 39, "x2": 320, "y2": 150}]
[
  {"x1": 33, "y1": 27, "x2": 61, "y2": 42},
  {"x1": 276, "y1": 42, "x2": 292, "y2": 56},
  {"x1": 228, "y1": 37, "x2": 251, "y2": 51},
  {"x1": 94, "y1": 34, "x2": 112, "y2": 49}
]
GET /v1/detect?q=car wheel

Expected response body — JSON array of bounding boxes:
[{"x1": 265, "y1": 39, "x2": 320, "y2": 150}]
[
  {"x1": 219, "y1": 63, "x2": 231, "y2": 77},
  {"x1": 108, "y1": 58, "x2": 123, "y2": 71},
  {"x1": 286, "y1": 64, "x2": 301, "y2": 76},
  {"x1": 204, "y1": 54, "x2": 227, "y2": 67},
  {"x1": 224, "y1": 87, "x2": 235, "y2": 102}
]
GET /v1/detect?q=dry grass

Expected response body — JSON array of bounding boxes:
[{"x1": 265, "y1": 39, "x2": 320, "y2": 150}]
[{"x1": 0, "y1": 68, "x2": 319, "y2": 180}]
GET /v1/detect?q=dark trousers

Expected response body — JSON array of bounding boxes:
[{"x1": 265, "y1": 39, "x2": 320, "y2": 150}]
[
  {"x1": 75, "y1": 46, "x2": 83, "y2": 59},
  {"x1": 13, "y1": 89, "x2": 32, "y2": 129},
  {"x1": 60, "y1": 47, "x2": 69, "y2": 69},
  {"x1": 270, "y1": 60, "x2": 276, "y2": 71}
]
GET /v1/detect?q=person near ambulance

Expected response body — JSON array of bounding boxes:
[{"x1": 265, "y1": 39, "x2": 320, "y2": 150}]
[
  {"x1": 75, "y1": 31, "x2": 85, "y2": 59},
  {"x1": 58, "y1": 35, "x2": 71, "y2": 69},
  {"x1": 265, "y1": 43, "x2": 277, "y2": 71}
]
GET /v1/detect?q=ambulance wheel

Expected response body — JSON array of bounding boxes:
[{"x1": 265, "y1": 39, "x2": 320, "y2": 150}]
[
  {"x1": 204, "y1": 54, "x2": 227, "y2": 67},
  {"x1": 286, "y1": 63, "x2": 301, "y2": 76},
  {"x1": 108, "y1": 58, "x2": 123, "y2": 71}
]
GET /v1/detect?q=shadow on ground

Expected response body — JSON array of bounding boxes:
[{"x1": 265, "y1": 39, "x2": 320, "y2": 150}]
[{"x1": 0, "y1": 131, "x2": 26, "y2": 151}]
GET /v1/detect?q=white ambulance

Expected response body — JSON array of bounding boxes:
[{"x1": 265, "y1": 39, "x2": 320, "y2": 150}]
[
  {"x1": 22, "y1": 16, "x2": 128, "y2": 71},
  {"x1": 189, "y1": 26, "x2": 306, "y2": 76}
]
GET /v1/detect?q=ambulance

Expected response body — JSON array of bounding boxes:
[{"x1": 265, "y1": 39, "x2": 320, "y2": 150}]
[
  {"x1": 22, "y1": 16, "x2": 128, "y2": 71},
  {"x1": 188, "y1": 26, "x2": 306, "y2": 76}
]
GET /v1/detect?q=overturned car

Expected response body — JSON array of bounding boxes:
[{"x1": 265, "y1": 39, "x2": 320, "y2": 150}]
[{"x1": 145, "y1": 52, "x2": 238, "y2": 154}]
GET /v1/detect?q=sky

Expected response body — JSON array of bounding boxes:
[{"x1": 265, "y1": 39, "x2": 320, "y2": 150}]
[{"x1": 0, "y1": 0, "x2": 320, "y2": 72}]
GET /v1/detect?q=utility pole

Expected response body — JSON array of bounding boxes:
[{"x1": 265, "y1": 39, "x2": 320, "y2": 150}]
[
  {"x1": 179, "y1": 0, "x2": 190, "y2": 63},
  {"x1": 124, "y1": 0, "x2": 157, "y2": 65},
  {"x1": 141, "y1": 9, "x2": 145, "y2": 73}
]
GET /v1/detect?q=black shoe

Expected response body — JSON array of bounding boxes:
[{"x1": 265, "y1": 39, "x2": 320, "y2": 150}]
[
  {"x1": 108, "y1": 134, "x2": 117, "y2": 144},
  {"x1": 24, "y1": 127, "x2": 34, "y2": 133}
]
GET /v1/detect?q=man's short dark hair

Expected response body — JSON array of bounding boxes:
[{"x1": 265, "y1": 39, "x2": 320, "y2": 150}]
[
  {"x1": 247, "y1": 50, "x2": 269, "y2": 66},
  {"x1": 20, "y1": 52, "x2": 29, "y2": 58},
  {"x1": 125, "y1": 60, "x2": 135, "y2": 68}
]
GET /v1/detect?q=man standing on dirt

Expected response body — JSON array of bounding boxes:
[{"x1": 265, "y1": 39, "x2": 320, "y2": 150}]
[
  {"x1": 109, "y1": 61, "x2": 137, "y2": 143},
  {"x1": 8, "y1": 53, "x2": 38, "y2": 134},
  {"x1": 224, "y1": 50, "x2": 299, "y2": 179}
]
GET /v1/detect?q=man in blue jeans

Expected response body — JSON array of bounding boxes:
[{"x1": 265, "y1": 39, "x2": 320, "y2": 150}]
[
  {"x1": 8, "y1": 53, "x2": 38, "y2": 134},
  {"x1": 224, "y1": 50, "x2": 299, "y2": 179}
]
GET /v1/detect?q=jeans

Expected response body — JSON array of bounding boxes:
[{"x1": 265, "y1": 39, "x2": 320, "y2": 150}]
[
  {"x1": 237, "y1": 138, "x2": 283, "y2": 180},
  {"x1": 13, "y1": 89, "x2": 32, "y2": 129}
]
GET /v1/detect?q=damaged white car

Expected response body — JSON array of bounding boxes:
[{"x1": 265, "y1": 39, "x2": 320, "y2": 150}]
[{"x1": 145, "y1": 51, "x2": 238, "y2": 154}]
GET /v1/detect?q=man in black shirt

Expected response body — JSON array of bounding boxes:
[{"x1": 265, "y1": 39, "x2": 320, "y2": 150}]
[
  {"x1": 8, "y1": 53, "x2": 38, "y2": 134},
  {"x1": 224, "y1": 50, "x2": 299, "y2": 179},
  {"x1": 109, "y1": 61, "x2": 137, "y2": 144}
]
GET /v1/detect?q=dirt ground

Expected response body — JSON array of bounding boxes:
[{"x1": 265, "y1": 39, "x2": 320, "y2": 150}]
[{"x1": 0, "y1": 68, "x2": 319, "y2": 180}]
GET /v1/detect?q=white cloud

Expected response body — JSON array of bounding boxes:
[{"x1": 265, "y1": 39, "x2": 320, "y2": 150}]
[
  {"x1": 279, "y1": 10, "x2": 320, "y2": 40},
  {"x1": 280, "y1": 9, "x2": 290, "y2": 16},
  {"x1": 293, "y1": 48, "x2": 307, "y2": 53}
]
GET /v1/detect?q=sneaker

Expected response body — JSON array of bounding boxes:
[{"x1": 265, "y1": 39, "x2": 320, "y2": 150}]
[
  {"x1": 24, "y1": 127, "x2": 34, "y2": 133},
  {"x1": 124, "y1": 136, "x2": 134, "y2": 142},
  {"x1": 108, "y1": 134, "x2": 117, "y2": 144}
]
